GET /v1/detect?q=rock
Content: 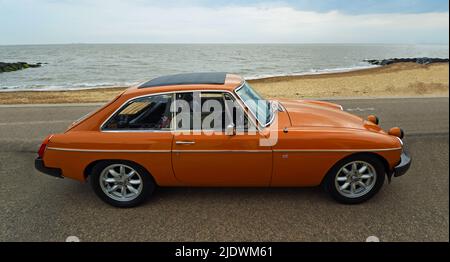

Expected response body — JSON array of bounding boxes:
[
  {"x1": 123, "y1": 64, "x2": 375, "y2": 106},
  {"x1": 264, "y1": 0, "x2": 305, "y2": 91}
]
[
  {"x1": 364, "y1": 57, "x2": 449, "y2": 66},
  {"x1": 3, "y1": 66, "x2": 14, "y2": 72},
  {"x1": 0, "y1": 62, "x2": 42, "y2": 73},
  {"x1": 28, "y1": 63, "x2": 42, "y2": 68},
  {"x1": 381, "y1": 59, "x2": 393, "y2": 66}
]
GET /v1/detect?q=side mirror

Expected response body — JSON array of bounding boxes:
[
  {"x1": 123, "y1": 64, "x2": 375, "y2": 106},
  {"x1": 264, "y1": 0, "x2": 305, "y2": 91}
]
[{"x1": 225, "y1": 124, "x2": 236, "y2": 136}]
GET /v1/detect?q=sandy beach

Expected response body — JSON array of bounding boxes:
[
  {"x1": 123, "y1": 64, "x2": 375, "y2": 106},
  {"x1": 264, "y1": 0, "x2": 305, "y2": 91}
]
[{"x1": 0, "y1": 62, "x2": 448, "y2": 104}]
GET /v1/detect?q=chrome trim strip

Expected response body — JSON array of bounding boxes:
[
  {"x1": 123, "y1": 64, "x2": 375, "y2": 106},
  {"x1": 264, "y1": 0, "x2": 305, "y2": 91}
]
[
  {"x1": 47, "y1": 147, "x2": 401, "y2": 153},
  {"x1": 396, "y1": 137, "x2": 404, "y2": 146},
  {"x1": 172, "y1": 150, "x2": 272, "y2": 153},
  {"x1": 234, "y1": 81, "x2": 276, "y2": 128},
  {"x1": 175, "y1": 141, "x2": 196, "y2": 145},
  {"x1": 47, "y1": 147, "x2": 171, "y2": 153},
  {"x1": 100, "y1": 91, "x2": 176, "y2": 132},
  {"x1": 273, "y1": 148, "x2": 402, "y2": 153},
  {"x1": 99, "y1": 129, "x2": 173, "y2": 133}
]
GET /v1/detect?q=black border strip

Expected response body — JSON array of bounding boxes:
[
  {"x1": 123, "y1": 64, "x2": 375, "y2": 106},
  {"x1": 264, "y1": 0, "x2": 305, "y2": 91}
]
[{"x1": 0, "y1": 242, "x2": 448, "y2": 260}]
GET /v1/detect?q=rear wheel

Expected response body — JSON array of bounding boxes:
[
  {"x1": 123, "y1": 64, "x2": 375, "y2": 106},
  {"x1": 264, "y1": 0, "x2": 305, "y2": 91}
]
[
  {"x1": 89, "y1": 161, "x2": 155, "y2": 208},
  {"x1": 324, "y1": 155, "x2": 385, "y2": 204}
]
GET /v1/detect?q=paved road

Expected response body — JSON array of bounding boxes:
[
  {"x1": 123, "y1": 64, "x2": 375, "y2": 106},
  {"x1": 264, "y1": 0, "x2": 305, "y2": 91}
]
[{"x1": 0, "y1": 97, "x2": 448, "y2": 241}]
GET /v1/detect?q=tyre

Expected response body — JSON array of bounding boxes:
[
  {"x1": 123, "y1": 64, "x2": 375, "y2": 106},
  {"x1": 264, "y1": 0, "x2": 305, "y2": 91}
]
[
  {"x1": 89, "y1": 160, "x2": 155, "y2": 208},
  {"x1": 324, "y1": 154, "x2": 385, "y2": 204}
]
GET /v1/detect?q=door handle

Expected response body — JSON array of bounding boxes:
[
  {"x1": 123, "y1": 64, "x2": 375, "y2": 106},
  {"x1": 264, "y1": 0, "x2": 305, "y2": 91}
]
[{"x1": 175, "y1": 141, "x2": 196, "y2": 145}]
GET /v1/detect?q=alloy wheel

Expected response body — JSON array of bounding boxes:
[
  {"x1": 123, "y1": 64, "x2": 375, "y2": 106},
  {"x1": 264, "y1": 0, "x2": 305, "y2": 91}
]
[
  {"x1": 334, "y1": 161, "x2": 377, "y2": 198},
  {"x1": 99, "y1": 164, "x2": 143, "y2": 202}
]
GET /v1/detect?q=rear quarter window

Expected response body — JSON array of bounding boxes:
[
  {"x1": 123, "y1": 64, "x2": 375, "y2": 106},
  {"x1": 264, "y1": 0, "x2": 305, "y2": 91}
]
[{"x1": 102, "y1": 94, "x2": 173, "y2": 131}]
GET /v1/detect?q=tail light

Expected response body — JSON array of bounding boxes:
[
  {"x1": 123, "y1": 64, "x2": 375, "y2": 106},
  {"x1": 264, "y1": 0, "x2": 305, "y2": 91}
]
[{"x1": 38, "y1": 135, "x2": 53, "y2": 158}]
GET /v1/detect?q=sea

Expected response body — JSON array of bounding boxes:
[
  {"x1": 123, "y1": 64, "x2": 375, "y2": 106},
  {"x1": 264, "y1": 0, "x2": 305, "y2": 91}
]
[{"x1": 0, "y1": 44, "x2": 448, "y2": 91}]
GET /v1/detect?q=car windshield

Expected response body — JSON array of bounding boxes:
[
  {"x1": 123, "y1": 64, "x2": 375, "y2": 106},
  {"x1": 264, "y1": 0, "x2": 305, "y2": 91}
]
[{"x1": 235, "y1": 82, "x2": 273, "y2": 126}]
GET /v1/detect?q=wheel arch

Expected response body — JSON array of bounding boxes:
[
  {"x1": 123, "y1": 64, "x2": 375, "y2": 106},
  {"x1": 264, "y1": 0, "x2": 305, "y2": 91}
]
[
  {"x1": 83, "y1": 159, "x2": 158, "y2": 185},
  {"x1": 320, "y1": 151, "x2": 390, "y2": 186}
]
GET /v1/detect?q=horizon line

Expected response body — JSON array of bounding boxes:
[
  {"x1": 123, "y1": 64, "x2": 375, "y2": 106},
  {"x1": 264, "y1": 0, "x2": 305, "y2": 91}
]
[{"x1": 1, "y1": 42, "x2": 449, "y2": 46}]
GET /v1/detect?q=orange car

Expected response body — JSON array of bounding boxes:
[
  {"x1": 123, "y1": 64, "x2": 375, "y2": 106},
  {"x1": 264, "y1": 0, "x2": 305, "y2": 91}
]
[{"x1": 35, "y1": 73, "x2": 411, "y2": 207}]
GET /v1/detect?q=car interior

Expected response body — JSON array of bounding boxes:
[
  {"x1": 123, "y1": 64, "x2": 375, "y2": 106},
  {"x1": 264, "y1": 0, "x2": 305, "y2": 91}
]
[
  {"x1": 104, "y1": 95, "x2": 172, "y2": 130},
  {"x1": 104, "y1": 92, "x2": 249, "y2": 131}
]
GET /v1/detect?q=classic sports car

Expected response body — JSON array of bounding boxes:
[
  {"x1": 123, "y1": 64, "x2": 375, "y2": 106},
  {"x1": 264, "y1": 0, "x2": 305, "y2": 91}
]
[{"x1": 35, "y1": 72, "x2": 411, "y2": 207}]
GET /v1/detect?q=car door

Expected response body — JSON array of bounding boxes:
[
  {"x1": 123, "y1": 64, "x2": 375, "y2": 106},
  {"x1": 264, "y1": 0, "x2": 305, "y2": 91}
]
[
  {"x1": 171, "y1": 91, "x2": 273, "y2": 186},
  {"x1": 100, "y1": 94, "x2": 176, "y2": 185}
]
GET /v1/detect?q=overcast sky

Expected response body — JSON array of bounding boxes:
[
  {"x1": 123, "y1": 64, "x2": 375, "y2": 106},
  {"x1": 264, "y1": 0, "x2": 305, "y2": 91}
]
[{"x1": 0, "y1": 0, "x2": 448, "y2": 45}]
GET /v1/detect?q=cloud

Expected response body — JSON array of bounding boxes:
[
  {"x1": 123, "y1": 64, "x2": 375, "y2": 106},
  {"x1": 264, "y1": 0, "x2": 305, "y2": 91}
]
[{"x1": 0, "y1": 0, "x2": 448, "y2": 44}]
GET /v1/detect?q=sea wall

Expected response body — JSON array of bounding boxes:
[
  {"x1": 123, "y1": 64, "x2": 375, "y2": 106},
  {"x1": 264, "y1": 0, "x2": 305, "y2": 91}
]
[{"x1": 364, "y1": 57, "x2": 449, "y2": 66}]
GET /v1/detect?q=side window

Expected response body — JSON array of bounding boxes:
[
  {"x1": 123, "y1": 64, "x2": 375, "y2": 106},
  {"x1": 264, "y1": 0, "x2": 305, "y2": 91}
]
[
  {"x1": 200, "y1": 92, "x2": 228, "y2": 131},
  {"x1": 224, "y1": 93, "x2": 251, "y2": 131},
  {"x1": 103, "y1": 94, "x2": 173, "y2": 130},
  {"x1": 174, "y1": 92, "x2": 194, "y2": 131},
  {"x1": 174, "y1": 91, "x2": 252, "y2": 132}
]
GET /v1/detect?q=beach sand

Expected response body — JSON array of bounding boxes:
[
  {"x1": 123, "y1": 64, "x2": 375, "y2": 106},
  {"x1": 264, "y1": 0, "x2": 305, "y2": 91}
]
[{"x1": 0, "y1": 62, "x2": 448, "y2": 104}]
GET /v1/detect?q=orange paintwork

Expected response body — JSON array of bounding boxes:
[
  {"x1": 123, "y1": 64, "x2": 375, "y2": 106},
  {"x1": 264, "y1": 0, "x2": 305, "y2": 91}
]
[{"x1": 41, "y1": 74, "x2": 403, "y2": 187}]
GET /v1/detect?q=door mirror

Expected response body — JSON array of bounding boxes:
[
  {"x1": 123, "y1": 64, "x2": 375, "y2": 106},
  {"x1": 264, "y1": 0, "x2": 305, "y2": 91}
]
[{"x1": 225, "y1": 124, "x2": 236, "y2": 136}]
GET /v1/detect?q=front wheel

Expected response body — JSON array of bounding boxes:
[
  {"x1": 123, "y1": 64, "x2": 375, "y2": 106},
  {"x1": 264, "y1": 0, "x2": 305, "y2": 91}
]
[
  {"x1": 324, "y1": 155, "x2": 385, "y2": 204},
  {"x1": 90, "y1": 161, "x2": 155, "y2": 208}
]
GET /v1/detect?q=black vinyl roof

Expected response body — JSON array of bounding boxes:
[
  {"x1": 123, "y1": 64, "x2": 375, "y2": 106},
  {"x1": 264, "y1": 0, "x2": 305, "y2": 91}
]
[{"x1": 139, "y1": 72, "x2": 227, "y2": 88}]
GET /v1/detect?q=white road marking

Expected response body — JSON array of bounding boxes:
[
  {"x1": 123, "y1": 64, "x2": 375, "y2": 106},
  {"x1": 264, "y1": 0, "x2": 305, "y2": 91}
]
[
  {"x1": 314, "y1": 95, "x2": 448, "y2": 101},
  {"x1": 0, "y1": 103, "x2": 103, "y2": 108},
  {"x1": 346, "y1": 107, "x2": 375, "y2": 112},
  {"x1": 0, "y1": 120, "x2": 71, "y2": 126}
]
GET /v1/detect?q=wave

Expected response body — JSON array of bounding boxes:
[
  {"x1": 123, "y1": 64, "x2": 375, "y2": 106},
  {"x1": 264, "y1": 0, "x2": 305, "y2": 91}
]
[
  {"x1": 0, "y1": 64, "x2": 380, "y2": 92},
  {"x1": 244, "y1": 64, "x2": 380, "y2": 80},
  {"x1": 0, "y1": 82, "x2": 139, "y2": 92}
]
